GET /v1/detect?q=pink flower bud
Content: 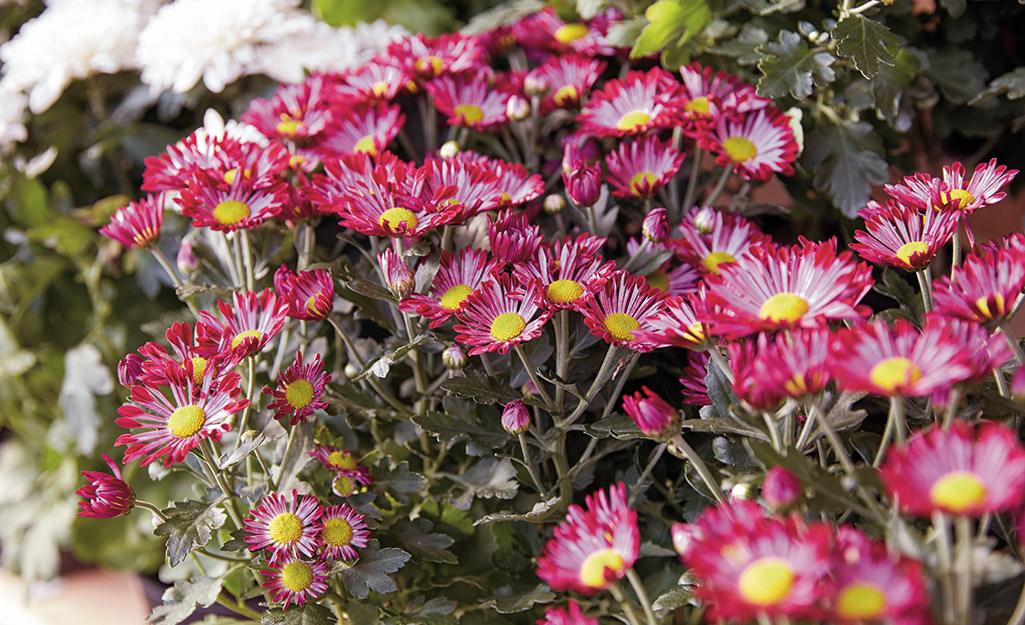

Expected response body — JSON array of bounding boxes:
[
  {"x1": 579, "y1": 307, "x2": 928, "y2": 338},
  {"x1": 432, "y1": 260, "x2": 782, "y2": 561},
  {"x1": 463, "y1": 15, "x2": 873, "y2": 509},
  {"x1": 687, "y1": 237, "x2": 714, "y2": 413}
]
[
  {"x1": 117, "y1": 353, "x2": 144, "y2": 387},
  {"x1": 642, "y1": 207, "x2": 670, "y2": 243},
  {"x1": 543, "y1": 194, "x2": 566, "y2": 214},
  {"x1": 762, "y1": 465, "x2": 801, "y2": 508},
  {"x1": 693, "y1": 206, "x2": 715, "y2": 234},
  {"x1": 77, "y1": 454, "x2": 136, "y2": 518},
  {"x1": 176, "y1": 239, "x2": 199, "y2": 274},
  {"x1": 442, "y1": 345, "x2": 467, "y2": 369},
  {"x1": 377, "y1": 248, "x2": 414, "y2": 299},
  {"x1": 502, "y1": 399, "x2": 530, "y2": 434},
  {"x1": 563, "y1": 165, "x2": 601, "y2": 207},
  {"x1": 506, "y1": 95, "x2": 530, "y2": 121},
  {"x1": 622, "y1": 386, "x2": 678, "y2": 438}
]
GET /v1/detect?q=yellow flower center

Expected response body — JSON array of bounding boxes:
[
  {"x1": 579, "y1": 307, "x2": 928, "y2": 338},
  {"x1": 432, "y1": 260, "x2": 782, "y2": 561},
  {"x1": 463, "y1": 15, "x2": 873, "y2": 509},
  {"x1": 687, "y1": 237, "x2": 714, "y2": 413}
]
[
  {"x1": 737, "y1": 558, "x2": 794, "y2": 606},
  {"x1": 579, "y1": 548, "x2": 625, "y2": 588},
  {"x1": 975, "y1": 293, "x2": 1006, "y2": 320},
  {"x1": 895, "y1": 241, "x2": 930, "y2": 266},
  {"x1": 371, "y1": 81, "x2": 390, "y2": 98},
  {"x1": 930, "y1": 471, "x2": 988, "y2": 513},
  {"x1": 280, "y1": 561, "x2": 313, "y2": 592},
  {"x1": 686, "y1": 96, "x2": 710, "y2": 114},
  {"x1": 333, "y1": 474, "x2": 356, "y2": 496},
  {"x1": 440, "y1": 284, "x2": 473, "y2": 310},
  {"x1": 231, "y1": 330, "x2": 263, "y2": 350},
  {"x1": 604, "y1": 312, "x2": 640, "y2": 341},
  {"x1": 783, "y1": 373, "x2": 809, "y2": 397},
  {"x1": 167, "y1": 404, "x2": 206, "y2": 438},
  {"x1": 353, "y1": 135, "x2": 377, "y2": 155},
  {"x1": 285, "y1": 379, "x2": 315, "y2": 409},
  {"x1": 213, "y1": 200, "x2": 251, "y2": 226},
  {"x1": 415, "y1": 56, "x2": 444, "y2": 75},
  {"x1": 553, "y1": 85, "x2": 579, "y2": 107},
  {"x1": 758, "y1": 293, "x2": 809, "y2": 323},
  {"x1": 327, "y1": 450, "x2": 357, "y2": 471},
  {"x1": 183, "y1": 356, "x2": 207, "y2": 387},
  {"x1": 629, "y1": 171, "x2": 658, "y2": 195},
  {"x1": 686, "y1": 322, "x2": 705, "y2": 344},
  {"x1": 547, "y1": 279, "x2": 584, "y2": 303},
  {"x1": 378, "y1": 207, "x2": 418, "y2": 232},
  {"x1": 306, "y1": 295, "x2": 325, "y2": 316},
  {"x1": 724, "y1": 136, "x2": 757, "y2": 163},
  {"x1": 617, "y1": 110, "x2": 651, "y2": 132},
  {"x1": 490, "y1": 312, "x2": 526, "y2": 341},
  {"x1": 223, "y1": 168, "x2": 251, "y2": 185},
  {"x1": 454, "y1": 104, "x2": 485, "y2": 124},
  {"x1": 869, "y1": 357, "x2": 922, "y2": 394},
  {"x1": 554, "y1": 23, "x2": 589, "y2": 43},
  {"x1": 939, "y1": 189, "x2": 976, "y2": 210},
  {"x1": 268, "y1": 512, "x2": 303, "y2": 545},
  {"x1": 644, "y1": 269, "x2": 669, "y2": 293},
  {"x1": 276, "y1": 120, "x2": 300, "y2": 136},
  {"x1": 323, "y1": 518, "x2": 354, "y2": 547},
  {"x1": 836, "y1": 582, "x2": 888, "y2": 621},
  {"x1": 703, "y1": 251, "x2": 737, "y2": 275}
]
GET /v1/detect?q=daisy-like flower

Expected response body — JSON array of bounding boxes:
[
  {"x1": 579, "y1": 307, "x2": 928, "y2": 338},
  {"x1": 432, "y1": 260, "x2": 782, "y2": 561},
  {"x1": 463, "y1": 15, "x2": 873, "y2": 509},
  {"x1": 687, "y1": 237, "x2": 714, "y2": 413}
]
[
  {"x1": 698, "y1": 106, "x2": 799, "y2": 182},
  {"x1": 308, "y1": 443, "x2": 374, "y2": 495},
  {"x1": 332, "y1": 60, "x2": 410, "y2": 102},
  {"x1": 399, "y1": 248, "x2": 503, "y2": 328},
  {"x1": 142, "y1": 128, "x2": 246, "y2": 194},
  {"x1": 427, "y1": 72, "x2": 511, "y2": 130},
  {"x1": 261, "y1": 556, "x2": 329, "y2": 609},
  {"x1": 674, "y1": 62, "x2": 769, "y2": 129},
  {"x1": 454, "y1": 152, "x2": 544, "y2": 208},
  {"x1": 680, "y1": 351, "x2": 712, "y2": 406},
  {"x1": 199, "y1": 289, "x2": 289, "y2": 357},
  {"x1": 384, "y1": 33, "x2": 486, "y2": 81},
  {"x1": 319, "y1": 504, "x2": 370, "y2": 561},
  {"x1": 728, "y1": 329, "x2": 832, "y2": 411},
  {"x1": 932, "y1": 248, "x2": 1025, "y2": 326},
  {"x1": 488, "y1": 210, "x2": 545, "y2": 266},
  {"x1": 244, "y1": 490, "x2": 323, "y2": 562},
  {"x1": 242, "y1": 75, "x2": 334, "y2": 142},
  {"x1": 703, "y1": 238, "x2": 873, "y2": 339},
  {"x1": 879, "y1": 421, "x2": 1025, "y2": 517},
  {"x1": 829, "y1": 318, "x2": 978, "y2": 397},
  {"x1": 264, "y1": 352, "x2": 331, "y2": 425},
  {"x1": 605, "y1": 135, "x2": 685, "y2": 199},
  {"x1": 512, "y1": 8, "x2": 613, "y2": 57},
  {"x1": 886, "y1": 159, "x2": 1018, "y2": 217},
  {"x1": 301, "y1": 150, "x2": 388, "y2": 212},
  {"x1": 453, "y1": 275, "x2": 553, "y2": 356},
  {"x1": 312, "y1": 101, "x2": 405, "y2": 158},
  {"x1": 274, "y1": 266, "x2": 335, "y2": 321},
  {"x1": 622, "y1": 387, "x2": 679, "y2": 439},
  {"x1": 118, "y1": 353, "x2": 145, "y2": 387},
  {"x1": 674, "y1": 207, "x2": 771, "y2": 276},
  {"x1": 528, "y1": 54, "x2": 607, "y2": 113},
  {"x1": 625, "y1": 238, "x2": 701, "y2": 296},
  {"x1": 577, "y1": 68, "x2": 680, "y2": 137},
  {"x1": 634, "y1": 293, "x2": 709, "y2": 350},
  {"x1": 581, "y1": 271, "x2": 667, "y2": 352},
  {"x1": 115, "y1": 362, "x2": 248, "y2": 467},
  {"x1": 136, "y1": 321, "x2": 245, "y2": 389},
  {"x1": 850, "y1": 200, "x2": 960, "y2": 271},
  {"x1": 513, "y1": 233, "x2": 616, "y2": 311},
  {"x1": 538, "y1": 602, "x2": 599, "y2": 625},
  {"x1": 378, "y1": 248, "x2": 415, "y2": 299},
  {"x1": 77, "y1": 454, "x2": 135, "y2": 518},
  {"x1": 99, "y1": 193, "x2": 166, "y2": 249},
  {"x1": 414, "y1": 157, "x2": 503, "y2": 219},
  {"x1": 177, "y1": 173, "x2": 290, "y2": 232},
  {"x1": 536, "y1": 483, "x2": 639, "y2": 595}
]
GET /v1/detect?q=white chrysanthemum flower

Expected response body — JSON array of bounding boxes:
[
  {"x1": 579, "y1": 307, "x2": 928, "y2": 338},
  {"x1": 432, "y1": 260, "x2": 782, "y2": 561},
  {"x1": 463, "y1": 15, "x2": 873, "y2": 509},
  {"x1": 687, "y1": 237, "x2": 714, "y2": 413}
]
[
  {"x1": 0, "y1": 0, "x2": 160, "y2": 114},
  {"x1": 137, "y1": 0, "x2": 309, "y2": 94},
  {"x1": 0, "y1": 88, "x2": 28, "y2": 151},
  {"x1": 195, "y1": 108, "x2": 268, "y2": 148}
]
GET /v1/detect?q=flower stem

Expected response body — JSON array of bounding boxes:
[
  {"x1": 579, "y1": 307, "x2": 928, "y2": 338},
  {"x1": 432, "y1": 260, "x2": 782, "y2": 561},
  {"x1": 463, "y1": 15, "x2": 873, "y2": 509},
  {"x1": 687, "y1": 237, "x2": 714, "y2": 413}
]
[
  {"x1": 668, "y1": 435, "x2": 724, "y2": 504},
  {"x1": 699, "y1": 166, "x2": 732, "y2": 211},
  {"x1": 934, "y1": 511, "x2": 957, "y2": 625},
  {"x1": 955, "y1": 515, "x2": 975, "y2": 625},
  {"x1": 625, "y1": 568, "x2": 658, "y2": 625},
  {"x1": 134, "y1": 499, "x2": 167, "y2": 521},
  {"x1": 515, "y1": 343, "x2": 554, "y2": 409},
  {"x1": 555, "y1": 309, "x2": 570, "y2": 415},
  {"x1": 682, "y1": 147, "x2": 703, "y2": 213},
  {"x1": 629, "y1": 443, "x2": 667, "y2": 507},
  {"x1": 518, "y1": 433, "x2": 549, "y2": 499},
  {"x1": 610, "y1": 582, "x2": 643, "y2": 625},
  {"x1": 240, "y1": 229, "x2": 255, "y2": 292},
  {"x1": 916, "y1": 269, "x2": 933, "y2": 312},
  {"x1": 1001, "y1": 324, "x2": 1025, "y2": 367}
]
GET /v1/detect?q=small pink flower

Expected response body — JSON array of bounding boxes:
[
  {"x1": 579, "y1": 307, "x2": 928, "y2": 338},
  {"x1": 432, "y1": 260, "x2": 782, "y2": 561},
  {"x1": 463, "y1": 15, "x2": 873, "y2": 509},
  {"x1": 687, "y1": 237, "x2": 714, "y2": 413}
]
[
  {"x1": 762, "y1": 466, "x2": 801, "y2": 509},
  {"x1": 642, "y1": 207, "x2": 671, "y2": 242},
  {"x1": 378, "y1": 248, "x2": 415, "y2": 299},
  {"x1": 501, "y1": 399, "x2": 531, "y2": 434},
  {"x1": 77, "y1": 454, "x2": 136, "y2": 518},
  {"x1": 622, "y1": 387, "x2": 677, "y2": 438},
  {"x1": 99, "y1": 194, "x2": 165, "y2": 249}
]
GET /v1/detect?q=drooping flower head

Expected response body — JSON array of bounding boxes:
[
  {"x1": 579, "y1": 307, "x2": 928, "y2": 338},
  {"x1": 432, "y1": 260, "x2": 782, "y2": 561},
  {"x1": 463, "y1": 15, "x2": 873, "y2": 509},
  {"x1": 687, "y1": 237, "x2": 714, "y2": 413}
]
[
  {"x1": 622, "y1": 387, "x2": 678, "y2": 439},
  {"x1": 77, "y1": 454, "x2": 136, "y2": 518},
  {"x1": 261, "y1": 556, "x2": 329, "y2": 609},
  {"x1": 135, "y1": 320, "x2": 245, "y2": 390},
  {"x1": 318, "y1": 504, "x2": 370, "y2": 562},
  {"x1": 264, "y1": 351, "x2": 331, "y2": 425},
  {"x1": 577, "y1": 68, "x2": 680, "y2": 137},
  {"x1": 308, "y1": 443, "x2": 374, "y2": 496},
  {"x1": 932, "y1": 248, "x2": 1025, "y2": 326},
  {"x1": 453, "y1": 275, "x2": 553, "y2": 356},
  {"x1": 850, "y1": 199, "x2": 960, "y2": 271},
  {"x1": 581, "y1": 271, "x2": 667, "y2": 352},
  {"x1": 244, "y1": 490, "x2": 324, "y2": 563},
  {"x1": 605, "y1": 134, "x2": 685, "y2": 199},
  {"x1": 99, "y1": 193, "x2": 166, "y2": 249},
  {"x1": 680, "y1": 350, "x2": 712, "y2": 406},
  {"x1": 274, "y1": 266, "x2": 335, "y2": 322},
  {"x1": 698, "y1": 106, "x2": 799, "y2": 181},
  {"x1": 398, "y1": 248, "x2": 503, "y2": 328}
]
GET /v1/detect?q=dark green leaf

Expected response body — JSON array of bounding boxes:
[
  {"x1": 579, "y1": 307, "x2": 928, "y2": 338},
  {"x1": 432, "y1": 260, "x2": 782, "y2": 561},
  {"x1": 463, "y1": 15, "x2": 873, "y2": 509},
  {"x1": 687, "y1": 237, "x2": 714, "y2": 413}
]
[
  {"x1": 709, "y1": 24, "x2": 769, "y2": 65},
  {"x1": 261, "y1": 602, "x2": 337, "y2": 625},
  {"x1": 439, "y1": 370, "x2": 521, "y2": 405},
  {"x1": 149, "y1": 576, "x2": 223, "y2": 625},
  {"x1": 219, "y1": 433, "x2": 266, "y2": 469},
  {"x1": 834, "y1": 15, "x2": 898, "y2": 78},
  {"x1": 340, "y1": 540, "x2": 412, "y2": 599},
  {"x1": 154, "y1": 500, "x2": 227, "y2": 567},
  {"x1": 939, "y1": 0, "x2": 965, "y2": 17},
  {"x1": 802, "y1": 119, "x2": 888, "y2": 217},
  {"x1": 414, "y1": 396, "x2": 508, "y2": 457},
  {"x1": 346, "y1": 278, "x2": 397, "y2": 303},
  {"x1": 475, "y1": 496, "x2": 561, "y2": 525},
  {"x1": 971, "y1": 67, "x2": 1025, "y2": 104},
  {"x1": 652, "y1": 587, "x2": 694, "y2": 617},
  {"x1": 371, "y1": 460, "x2": 427, "y2": 505},
  {"x1": 394, "y1": 519, "x2": 457, "y2": 564},
  {"x1": 450, "y1": 457, "x2": 519, "y2": 510},
  {"x1": 741, "y1": 0, "x2": 804, "y2": 16},
  {"x1": 221, "y1": 528, "x2": 249, "y2": 552},
  {"x1": 873, "y1": 268, "x2": 924, "y2": 321},
  {"x1": 757, "y1": 31, "x2": 835, "y2": 99},
  {"x1": 926, "y1": 48, "x2": 988, "y2": 105},
  {"x1": 584, "y1": 413, "x2": 645, "y2": 440},
  {"x1": 874, "y1": 49, "x2": 921, "y2": 125},
  {"x1": 481, "y1": 584, "x2": 556, "y2": 613}
]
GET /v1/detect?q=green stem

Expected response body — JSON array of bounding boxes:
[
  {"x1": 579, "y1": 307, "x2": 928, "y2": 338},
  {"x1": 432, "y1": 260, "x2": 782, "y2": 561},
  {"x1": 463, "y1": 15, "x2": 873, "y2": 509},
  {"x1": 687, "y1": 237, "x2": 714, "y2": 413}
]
[
  {"x1": 555, "y1": 309, "x2": 570, "y2": 415},
  {"x1": 518, "y1": 433, "x2": 550, "y2": 499},
  {"x1": 327, "y1": 316, "x2": 413, "y2": 417},
  {"x1": 682, "y1": 146, "x2": 703, "y2": 213},
  {"x1": 151, "y1": 247, "x2": 200, "y2": 318},
  {"x1": 935, "y1": 511, "x2": 957, "y2": 625},
  {"x1": 134, "y1": 499, "x2": 167, "y2": 521},
  {"x1": 698, "y1": 166, "x2": 732, "y2": 210},
  {"x1": 668, "y1": 435, "x2": 724, "y2": 504},
  {"x1": 1001, "y1": 324, "x2": 1025, "y2": 367},
  {"x1": 559, "y1": 343, "x2": 618, "y2": 428},
  {"x1": 240, "y1": 229, "x2": 255, "y2": 292},
  {"x1": 625, "y1": 568, "x2": 658, "y2": 625},
  {"x1": 955, "y1": 515, "x2": 974, "y2": 625},
  {"x1": 891, "y1": 395, "x2": 907, "y2": 445},
  {"x1": 599, "y1": 352, "x2": 638, "y2": 421},
  {"x1": 515, "y1": 343, "x2": 555, "y2": 409},
  {"x1": 916, "y1": 270, "x2": 933, "y2": 312},
  {"x1": 233, "y1": 356, "x2": 256, "y2": 452},
  {"x1": 216, "y1": 592, "x2": 263, "y2": 622},
  {"x1": 1005, "y1": 579, "x2": 1025, "y2": 625},
  {"x1": 610, "y1": 582, "x2": 644, "y2": 625},
  {"x1": 629, "y1": 443, "x2": 667, "y2": 507}
]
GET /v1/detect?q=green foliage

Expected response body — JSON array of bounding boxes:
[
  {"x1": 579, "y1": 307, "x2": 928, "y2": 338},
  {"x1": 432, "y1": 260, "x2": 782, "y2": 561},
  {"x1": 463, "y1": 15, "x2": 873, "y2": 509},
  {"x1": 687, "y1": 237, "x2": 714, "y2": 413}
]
[
  {"x1": 632, "y1": 0, "x2": 712, "y2": 68},
  {"x1": 150, "y1": 576, "x2": 224, "y2": 625},
  {"x1": 154, "y1": 499, "x2": 228, "y2": 567},
  {"x1": 757, "y1": 30, "x2": 836, "y2": 100},
  {"x1": 833, "y1": 15, "x2": 898, "y2": 78},
  {"x1": 339, "y1": 540, "x2": 413, "y2": 599}
]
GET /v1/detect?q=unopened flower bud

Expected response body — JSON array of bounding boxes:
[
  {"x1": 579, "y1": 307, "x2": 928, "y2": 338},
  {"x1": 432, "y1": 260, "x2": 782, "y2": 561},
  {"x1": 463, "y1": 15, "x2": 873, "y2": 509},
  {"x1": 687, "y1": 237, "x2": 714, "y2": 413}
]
[
  {"x1": 622, "y1": 386, "x2": 678, "y2": 439},
  {"x1": 730, "y1": 482, "x2": 755, "y2": 501},
  {"x1": 642, "y1": 207, "x2": 670, "y2": 243},
  {"x1": 439, "y1": 140, "x2": 461, "y2": 159},
  {"x1": 693, "y1": 206, "x2": 715, "y2": 234},
  {"x1": 177, "y1": 239, "x2": 199, "y2": 274},
  {"x1": 524, "y1": 74, "x2": 549, "y2": 96},
  {"x1": 77, "y1": 454, "x2": 135, "y2": 519},
  {"x1": 563, "y1": 166, "x2": 602, "y2": 207},
  {"x1": 543, "y1": 194, "x2": 566, "y2": 214},
  {"x1": 377, "y1": 248, "x2": 415, "y2": 299},
  {"x1": 762, "y1": 466, "x2": 801, "y2": 509},
  {"x1": 442, "y1": 345, "x2": 466, "y2": 370},
  {"x1": 671, "y1": 522, "x2": 701, "y2": 562},
  {"x1": 344, "y1": 363, "x2": 360, "y2": 379},
  {"x1": 506, "y1": 95, "x2": 530, "y2": 121},
  {"x1": 117, "y1": 353, "x2": 144, "y2": 387},
  {"x1": 501, "y1": 399, "x2": 530, "y2": 434}
]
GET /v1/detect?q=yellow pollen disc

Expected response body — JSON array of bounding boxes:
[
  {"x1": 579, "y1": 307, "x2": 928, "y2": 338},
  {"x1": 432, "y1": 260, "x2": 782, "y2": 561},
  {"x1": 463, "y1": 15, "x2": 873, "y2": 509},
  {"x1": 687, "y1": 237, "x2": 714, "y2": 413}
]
[
  {"x1": 686, "y1": 96, "x2": 710, "y2": 114},
  {"x1": 306, "y1": 295, "x2": 324, "y2": 315},
  {"x1": 167, "y1": 404, "x2": 206, "y2": 438},
  {"x1": 268, "y1": 512, "x2": 303, "y2": 545},
  {"x1": 378, "y1": 207, "x2": 418, "y2": 232},
  {"x1": 703, "y1": 251, "x2": 737, "y2": 275},
  {"x1": 188, "y1": 357, "x2": 207, "y2": 387},
  {"x1": 454, "y1": 104, "x2": 485, "y2": 124},
  {"x1": 896, "y1": 241, "x2": 930, "y2": 266},
  {"x1": 687, "y1": 322, "x2": 705, "y2": 343},
  {"x1": 758, "y1": 293, "x2": 809, "y2": 323},
  {"x1": 371, "y1": 82, "x2": 390, "y2": 97},
  {"x1": 327, "y1": 451, "x2": 357, "y2": 471},
  {"x1": 490, "y1": 312, "x2": 526, "y2": 341},
  {"x1": 280, "y1": 561, "x2": 313, "y2": 592},
  {"x1": 213, "y1": 200, "x2": 251, "y2": 226},
  {"x1": 783, "y1": 373, "x2": 808, "y2": 397},
  {"x1": 285, "y1": 379, "x2": 315, "y2": 409},
  {"x1": 554, "y1": 23, "x2": 590, "y2": 43},
  {"x1": 547, "y1": 279, "x2": 584, "y2": 303},
  {"x1": 644, "y1": 269, "x2": 669, "y2": 293},
  {"x1": 353, "y1": 135, "x2": 377, "y2": 154},
  {"x1": 553, "y1": 85, "x2": 579, "y2": 107},
  {"x1": 617, "y1": 110, "x2": 651, "y2": 132},
  {"x1": 737, "y1": 558, "x2": 795, "y2": 606},
  {"x1": 415, "y1": 56, "x2": 444, "y2": 75},
  {"x1": 231, "y1": 330, "x2": 263, "y2": 350},
  {"x1": 629, "y1": 171, "x2": 658, "y2": 195},
  {"x1": 500, "y1": 193, "x2": 512, "y2": 204},
  {"x1": 276, "y1": 120, "x2": 300, "y2": 136},
  {"x1": 930, "y1": 471, "x2": 988, "y2": 513},
  {"x1": 333, "y1": 475, "x2": 356, "y2": 495},
  {"x1": 869, "y1": 356, "x2": 922, "y2": 394},
  {"x1": 836, "y1": 582, "x2": 888, "y2": 621},
  {"x1": 940, "y1": 189, "x2": 976, "y2": 209},
  {"x1": 223, "y1": 168, "x2": 251, "y2": 185},
  {"x1": 323, "y1": 518, "x2": 354, "y2": 547},
  {"x1": 440, "y1": 284, "x2": 473, "y2": 310},
  {"x1": 288, "y1": 155, "x2": 305, "y2": 168},
  {"x1": 975, "y1": 293, "x2": 1006, "y2": 319},
  {"x1": 579, "y1": 548, "x2": 625, "y2": 588},
  {"x1": 724, "y1": 136, "x2": 757, "y2": 163},
  {"x1": 604, "y1": 312, "x2": 640, "y2": 341}
]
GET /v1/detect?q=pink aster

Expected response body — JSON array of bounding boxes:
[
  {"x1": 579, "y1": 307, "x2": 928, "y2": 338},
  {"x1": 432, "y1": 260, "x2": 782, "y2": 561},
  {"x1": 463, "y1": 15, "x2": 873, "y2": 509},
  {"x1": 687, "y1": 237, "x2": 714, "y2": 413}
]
[
  {"x1": 577, "y1": 68, "x2": 680, "y2": 138},
  {"x1": 625, "y1": 238, "x2": 701, "y2": 296},
  {"x1": 302, "y1": 150, "x2": 399, "y2": 213},
  {"x1": 622, "y1": 386, "x2": 679, "y2": 439},
  {"x1": 427, "y1": 72, "x2": 511, "y2": 130},
  {"x1": 680, "y1": 350, "x2": 712, "y2": 406},
  {"x1": 99, "y1": 193, "x2": 165, "y2": 249},
  {"x1": 698, "y1": 106, "x2": 799, "y2": 181},
  {"x1": 413, "y1": 157, "x2": 503, "y2": 220},
  {"x1": 580, "y1": 271, "x2": 667, "y2": 352},
  {"x1": 673, "y1": 206, "x2": 771, "y2": 276},
  {"x1": 242, "y1": 75, "x2": 334, "y2": 142},
  {"x1": 527, "y1": 54, "x2": 607, "y2": 113},
  {"x1": 454, "y1": 151, "x2": 544, "y2": 208},
  {"x1": 538, "y1": 602, "x2": 599, "y2": 625},
  {"x1": 513, "y1": 233, "x2": 616, "y2": 311},
  {"x1": 274, "y1": 265, "x2": 335, "y2": 322},
  {"x1": 261, "y1": 556, "x2": 329, "y2": 609},
  {"x1": 142, "y1": 130, "x2": 248, "y2": 193},
  {"x1": 398, "y1": 247, "x2": 503, "y2": 328},
  {"x1": 77, "y1": 454, "x2": 136, "y2": 518},
  {"x1": 488, "y1": 210, "x2": 544, "y2": 265},
  {"x1": 264, "y1": 351, "x2": 331, "y2": 425},
  {"x1": 536, "y1": 483, "x2": 639, "y2": 595},
  {"x1": 308, "y1": 444, "x2": 374, "y2": 496},
  {"x1": 513, "y1": 8, "x2": 614, "y2": 57},
  {"x1": 332, "y1": 61, "x2": 410, "y2": 102},
  {"x1": 728, "y1": 329, "x2": 832, "y2": 411},
  {"x1": 176, "y1": 172, "x2": 290, "y2": 232},
  {"x1": 932, "y1": 248, "x2": 1025, "y2": 325},
  {"x1": 762, "y1": 466, "x2": 801, "y2": 509},
  {"x1": 384, "y1": 33, "x2": 486, "y2": 82},
  {"x1": 850, "y1": 199, "x2": 960, "y2": 271},
  {"x1": 886, "y1": 158, "x2": 1018, "y2": 216},
  {"x1": 880, "y1": 421, "x2": 1025, "y2": 517},
  {"x1": 674, "y1": 62, "x2": 769, "y2": 129},
  {"x1": 311, "y1": 101, "x2": 404, "y2": 158},
  {"x1": 453, "y1": 275, "x2": 552, "y2": 356},
  {"x1": 244, "y1": 490, "x2": 323, "y2": 563},
  {"x1": 198, "y1": 289, "x2": 288, "y2": 357},
  {"x1": 633, "y1": 293, "x2": 709, "y2": 350},
  {"x1": 318, "y1": 504, "x2": 370, "y2": 562},
  {"x1": 605, "y1": 134, "x2": 685, "y2": 199},
  {"x1": 136, "y1": 321, "x2": 245, "y2": 389}
]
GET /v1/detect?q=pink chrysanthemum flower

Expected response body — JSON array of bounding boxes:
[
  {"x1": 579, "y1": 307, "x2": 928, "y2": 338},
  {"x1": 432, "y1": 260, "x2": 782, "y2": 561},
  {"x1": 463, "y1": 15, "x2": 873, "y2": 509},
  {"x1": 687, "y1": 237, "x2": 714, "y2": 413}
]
[
  {"x1": 333, "y1": 61, "x2": 410, "y2": 102},
  {"x1": 513, "y1": 233, "x2": 616, "y2": 311},
  {"x1": 674, "y1": 207, "x2": 771, "y2": 276},
  {"x1": 177, "y1": 173, "x2": 290, "y2": 232},
  {"x1": 142, "y1": 131, "x2": 248, "y2": 193},
  {"x1": 762, "y1": 466, "x2": 801, "y2": 509},
  {"x1": 242, "y1": 75, "x2": 333, "y2": 141},
  {"x1": 308, "y1": 444, "x2": 374, "y2": 495},
  {"x1": 115, "y1": 362, "x2": 248, "y2": 467},
  {"x1": 453, "y1": 275, "x2": 552, "y2": 356},
  {"x1": 198, "y1": 289, "x2": 288, "y2": 357},
  {"x1": 880, "y1": 422, "x2": 1025, "y2": 517},
  {"x1": 622, "y1": 387, "x2": 679, "y2": 439},
  {"x1": 886, "y1": 159, "x2": 1018, "y2": 216},
  {"x1": 77, "y1": 454, "x2": 135, "y2": 518},
  {"x1": 625, "y1": 238, "x2": 701, "y2": 296},
  {"x1": 118, "y1": 353, "x2": 144, "y2": 387},
  {"x1": 536, "y1": 483, "x2": 639, "y2": 595},
  {"x1": 414, "y1": 157, "x2": 503, "y2": 219},
  {"x1": 850, "y1": 200, "x2": 960, "y2": 271},
  {"x1": 680, "y1": 351, "x2": 712, "y2": 405},
  {"x1": 319, "y1": 504, "x2": 370, "y2": 561},
  {"x1": 605, "y1": 134, "x2": 685, "y2": 198},
  {"x1": 488, "y1": 210, "x2": 545, "y2": 265},
  {"x1": 384, "y1": 33, "x2": 486, "y2": 81},
  {"x1": 427, "y1": 72, "x2": 511, "y2": 130},
  {"x1": 634, "y1": 293, "x2": 709, "y2": 350},
  {"x1": 274, "y1": 266, "x2": 335, "y2": 322},
  {"x1": 264, "y1": 351, "x2": 331, "y2": 426},
  {"x1": 244, "y1": 490, "x2": 323, "y2": 562},
  {"x1": 99, "y1": 193, "x2": 165, "y2": 249},
  {"x1": 528, "y1": 54, "x2": 607, "y2": 113},
  {"x1": 698, "y1": 106, "x2": 799, "y2": 182},
  {"x1": 703, "y1": 238, "x2": 873, "y2": 339},
  {"x1": 378, "y1": 247, "x2": 415, "y2": 299},
  {"x1": 577, "y1": 68, "x2": 680, "y2": 138},
  {"x1": 674, "y1": 62, "x2": 769, "y2": 128},
  {"x1": 261, "y1": 556, "x2": 329, "y2": 609},
  {"x1": 829, "y1": 318, "x2": 978, "y2": 397},
  {"x1": 312, "y1": 101, "x2": 405, "y2": 158},
  {"x1": 728, "y1": 329, "x2": 833, "y2": 411},
  {"x1": 454, "y1": 151, "x2": 544, "y2": 208},
  {"x1": 932, "y1": 249, "x2": 1025, "y2": 325},
  {"x1": 944, "y1": 319, "x2": 1012, "y2": 384},
  {"x1": 580, "y1": 271, "x2": 667, "y2": 352},
  {"x1": 136, "y1": 321, "x2": 244, "y2": 389},
  {"x1": 538, "y1": 601, "x2": 599, "y2": 625},
  {"x1": 513, "y1": 8, "x2": 613, "y2": 57},
  {"x1": 399, "y1": 248, "x2": 503, "y2": 328}
]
